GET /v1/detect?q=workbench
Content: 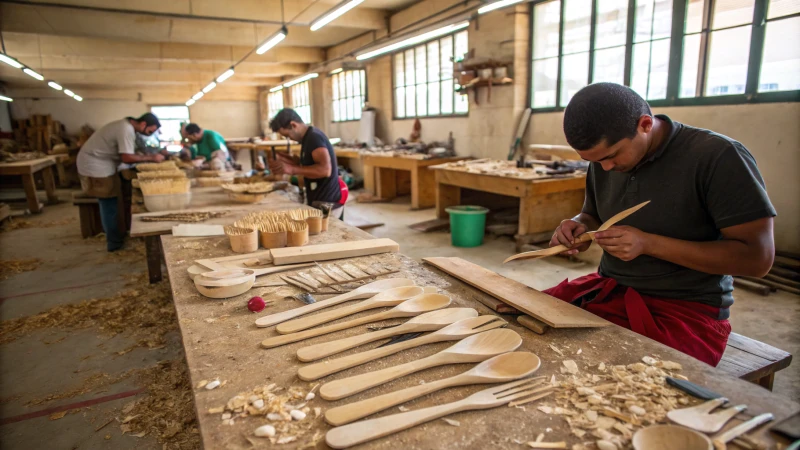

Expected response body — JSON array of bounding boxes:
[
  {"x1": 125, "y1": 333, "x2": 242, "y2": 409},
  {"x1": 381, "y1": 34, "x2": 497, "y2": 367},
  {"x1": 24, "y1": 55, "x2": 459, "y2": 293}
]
[
  {"x1": 227, "y1": 141, "x2": 302, "y2": 171},
  {"x1": 362, "y1": 154, "x2": 469, "y2": 210},
  {"x1": 431, "y1": 161, "x2": 587, "y2": 249},
  {"x1": 160, "y1": 212, "x2": 797, "y2": 449},
  {"x1": 0, "y1": 157, "x2": 58, "y2": 213}
]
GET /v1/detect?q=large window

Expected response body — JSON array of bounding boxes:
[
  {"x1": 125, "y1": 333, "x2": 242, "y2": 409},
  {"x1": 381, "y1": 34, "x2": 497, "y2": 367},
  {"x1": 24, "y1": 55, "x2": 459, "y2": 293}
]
[
  {"x1": 150, "y1": 105, "x2": 189, "y2": 145},
  {"x1": 332, "y1": 70, "x2": 366, "y2": 122},
  {"x1": 290, "y1": 81, "x2": 312, "y2": 124},
  {"x1": 530, "y1": 0, "x2": 799, "y2": 109},
  {"x1": 267, "y1": 89, "x2": 284, "y2": 121},
  {"x1": 393, "y1": 30, "x2": 469, "y2": 118}
]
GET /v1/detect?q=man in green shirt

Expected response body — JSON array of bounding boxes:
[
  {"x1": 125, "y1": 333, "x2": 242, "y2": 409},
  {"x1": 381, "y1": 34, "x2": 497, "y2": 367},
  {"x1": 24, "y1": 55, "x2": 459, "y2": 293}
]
[{"x1": 185, "y1": 123, "x2": 229, "y2": 170}]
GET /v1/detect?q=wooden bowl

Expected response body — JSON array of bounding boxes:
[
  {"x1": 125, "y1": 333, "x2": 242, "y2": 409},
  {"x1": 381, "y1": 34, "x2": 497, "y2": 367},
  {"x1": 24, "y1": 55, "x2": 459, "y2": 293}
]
[
  {"x1": 632, "y1": 425, "x2": 712, "y2": 450},
  {"x1": 194, "y1": 271, "x2": 255, "y2": 299}
]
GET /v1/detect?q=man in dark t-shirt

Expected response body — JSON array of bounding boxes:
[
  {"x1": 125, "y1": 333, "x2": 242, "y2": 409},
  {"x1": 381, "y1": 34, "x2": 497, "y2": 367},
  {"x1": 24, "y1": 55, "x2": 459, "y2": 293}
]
[
  {"x1": 543, "y1": 83, "x2": 776, "y2": 366},
  {"x1": 268, "y1": 108, "x2": 344, "y2": 217}
]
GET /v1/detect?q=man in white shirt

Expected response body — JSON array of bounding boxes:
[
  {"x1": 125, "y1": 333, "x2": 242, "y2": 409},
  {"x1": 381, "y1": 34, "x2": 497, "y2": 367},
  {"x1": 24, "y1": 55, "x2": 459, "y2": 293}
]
[{"x1": 77, "y1": 113, "x2": 163, "y2": 251}]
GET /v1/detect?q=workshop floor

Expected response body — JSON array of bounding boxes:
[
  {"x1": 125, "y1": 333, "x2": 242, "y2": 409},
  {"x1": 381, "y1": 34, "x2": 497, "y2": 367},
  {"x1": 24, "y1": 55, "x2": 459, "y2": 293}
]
[{"x1": 0, "y1": 190, "x2": 797, "y2": 450}]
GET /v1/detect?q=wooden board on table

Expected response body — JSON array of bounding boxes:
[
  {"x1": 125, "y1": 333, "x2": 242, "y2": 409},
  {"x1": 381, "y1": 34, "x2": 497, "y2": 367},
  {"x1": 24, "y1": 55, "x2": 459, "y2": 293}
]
[
  {"x1": 423, "y1": 257, "x2": 610, "y2": 328},
  {"x1": 270, "y1": 238, "x2": 400, "y2": 265},
  {"x1": 408, "y1": 218, "x2": 449, "y2": 232}
]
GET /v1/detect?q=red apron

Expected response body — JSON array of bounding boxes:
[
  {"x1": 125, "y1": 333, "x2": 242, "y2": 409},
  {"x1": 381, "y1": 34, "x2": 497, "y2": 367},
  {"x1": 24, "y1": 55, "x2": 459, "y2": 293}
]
[{"x1": 544, "y1": 273, "x2": 731, "y2": 366}]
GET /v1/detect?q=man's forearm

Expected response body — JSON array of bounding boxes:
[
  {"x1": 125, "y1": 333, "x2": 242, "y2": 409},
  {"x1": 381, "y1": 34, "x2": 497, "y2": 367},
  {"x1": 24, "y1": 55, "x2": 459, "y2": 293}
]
[{"x1": 644, "y1": 234, "x2": 770, "y2": 277}]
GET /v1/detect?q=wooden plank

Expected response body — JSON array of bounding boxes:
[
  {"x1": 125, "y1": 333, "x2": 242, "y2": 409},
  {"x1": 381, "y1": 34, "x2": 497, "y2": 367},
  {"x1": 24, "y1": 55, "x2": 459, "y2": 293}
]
[
  {"x1": 517, "y1": 315, "x2": 551, "y2": 334},
  {"x1": 409, "y1": 218, "x2": 450, "y2": 232},
  {"x1": 726, "y1": 332, "x2": 792, "y2": 366},
  {"x1": 435, "y1": 169, "x2": 529, "y2": 198},
  {"x1": 270, "y1": 238, "x2": 400, "y2": 265},
  {"x1": 519, "y1": 189, "x2": 585, "y2": 235},
  {"x1": 422, "y1": 257, "x2": 610, "y2": 328},
  {"x1": 0, "y1": 157, "x2": 56, "y2": 176}
]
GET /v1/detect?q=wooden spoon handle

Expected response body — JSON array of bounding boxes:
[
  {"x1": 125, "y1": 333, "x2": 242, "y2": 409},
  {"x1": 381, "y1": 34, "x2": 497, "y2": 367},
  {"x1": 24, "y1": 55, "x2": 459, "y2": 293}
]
[
  {"x1": 503, "y1": 232, "x2": 594, "y2": 263},
  {"x1": 297, "y1": 334, "x2": 439, "y2": 381},
  {"x1": 325, "y1": 376, "x2": 456, "y2": 426},
  {"x1": 255, "y1": 290, "x2": 364, "y2": 328},
  {"x1": 319, "y1": 354, "x2": 442, "y2": 400},
  {"x1": 297, "y1": 323, "x2": 417, "y2": 362},
  {"x1": 261, "y1": 311, "x2": 392, "y2": 349},
  {"x1": 250, "y1": 262, "x2": 314, "y2": 276},
  {"x1": 326, "y1": 400, "x2": 470, "y2": 449},
  {"x1": 277, "y1": 298, "x2": 380, "y2": 334}
]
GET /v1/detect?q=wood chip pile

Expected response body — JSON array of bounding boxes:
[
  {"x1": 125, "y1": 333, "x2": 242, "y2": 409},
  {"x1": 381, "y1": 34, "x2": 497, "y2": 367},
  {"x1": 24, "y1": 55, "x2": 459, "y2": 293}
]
[
  {"x1": 139, "y1": 178, "x2": 191, "y2": 195},
  {"x1": 136, "y1": 161, "x2": 178, "y2": 172}
]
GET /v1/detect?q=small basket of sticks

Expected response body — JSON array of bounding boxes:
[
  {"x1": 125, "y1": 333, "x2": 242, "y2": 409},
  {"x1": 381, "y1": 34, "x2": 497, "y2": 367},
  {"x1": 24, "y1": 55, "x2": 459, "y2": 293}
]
[
  {"x1": 286, "y1": 220, "x2": 309, "y2": 247},
  {"x1": 224, "y1": 225, "x2": 258, "y2": 253}
]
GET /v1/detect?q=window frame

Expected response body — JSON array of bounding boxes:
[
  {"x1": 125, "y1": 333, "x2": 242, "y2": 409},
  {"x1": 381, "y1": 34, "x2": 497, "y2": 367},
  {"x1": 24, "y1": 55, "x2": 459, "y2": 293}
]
[
  {"x1": 149, "y1": 104, "x2": 190, "y2": 146},
  {"x1": 391, "y1": 30, "x2": 470, "y2": 120},
  {"x1": 290, "y1": 81, "x2": 312, "y2": 124},
  {"x1": 528, "y1": 0, "x2": 800, "y2": 113},
  {"x1": 332, "y1": 69, "x2": 367, "y2": 123},
  {"x1": 267, "y1": 89, "x2": 284, "y2": 121}
]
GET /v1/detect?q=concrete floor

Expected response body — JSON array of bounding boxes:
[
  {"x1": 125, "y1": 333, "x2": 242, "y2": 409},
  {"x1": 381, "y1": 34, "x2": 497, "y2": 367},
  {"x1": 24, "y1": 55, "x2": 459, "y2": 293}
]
[{"x1": 0, "y1": 190, "x2": 797, "y2": 450}]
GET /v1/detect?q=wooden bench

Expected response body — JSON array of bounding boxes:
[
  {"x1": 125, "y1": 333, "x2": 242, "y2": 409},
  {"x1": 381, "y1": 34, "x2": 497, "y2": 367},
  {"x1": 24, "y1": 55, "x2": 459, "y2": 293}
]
[
  {"x1": 72, "y1": 192, "x2": 104, "y2": 238},
  {"x1": 719, "y1": 332, "x2": 792, "y2": 391}
]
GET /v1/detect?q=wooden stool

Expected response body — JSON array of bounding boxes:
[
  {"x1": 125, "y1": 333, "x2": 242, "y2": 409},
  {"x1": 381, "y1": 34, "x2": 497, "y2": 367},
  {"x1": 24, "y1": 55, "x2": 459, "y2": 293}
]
[{"x1": 72, "y1": 192, "x2": 103, "y2": 238}]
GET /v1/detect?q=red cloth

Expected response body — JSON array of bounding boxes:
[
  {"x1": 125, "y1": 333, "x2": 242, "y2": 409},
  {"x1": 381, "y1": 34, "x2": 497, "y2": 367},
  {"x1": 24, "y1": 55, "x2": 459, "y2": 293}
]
[
  {"x1": 544, "y1": 273, "x2": 731, "y2": 366},
  {"x1": 338, "y1": 178, "x2": 349, "y2": 205}
]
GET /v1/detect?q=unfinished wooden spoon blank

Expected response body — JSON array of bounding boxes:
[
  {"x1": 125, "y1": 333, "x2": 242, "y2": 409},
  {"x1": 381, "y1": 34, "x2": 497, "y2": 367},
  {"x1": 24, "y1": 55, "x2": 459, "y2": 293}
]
[
  {"x1": 667, "y1": 398, "x2": 747, "y2": 433},
  {"x1": 225, "y1": 226, "x2": 259, "y2": 253},
  {"x1": 711, "y1": 413, "x2": 774, "y2": 450},
  {"x1": 632, "y1": 425, "x2": 712, "y2": 450},
  {"x1": 260, "y1": 230, "x2": 287, "y2": 249}
]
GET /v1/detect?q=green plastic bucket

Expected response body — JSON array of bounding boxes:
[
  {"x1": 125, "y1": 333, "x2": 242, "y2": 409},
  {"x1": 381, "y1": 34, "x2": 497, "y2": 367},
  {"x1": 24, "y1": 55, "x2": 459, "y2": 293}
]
[{"x1": 446, "y1": 205, "x2": 489, "y2": 248}]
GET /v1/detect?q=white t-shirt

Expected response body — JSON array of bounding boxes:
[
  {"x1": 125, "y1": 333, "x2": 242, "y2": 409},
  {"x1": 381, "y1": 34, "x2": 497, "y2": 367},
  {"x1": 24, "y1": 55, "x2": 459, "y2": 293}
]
[{"x1": 77, "y1": 119, "x2": 136, "y2": 177}]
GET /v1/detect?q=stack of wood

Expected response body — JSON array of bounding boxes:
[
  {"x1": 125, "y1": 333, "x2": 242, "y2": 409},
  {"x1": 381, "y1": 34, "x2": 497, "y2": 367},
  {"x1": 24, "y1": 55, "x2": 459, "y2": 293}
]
[
  {"x1": 735, "y1": 251, "x2": 800, "y2": 296},
  {"x1": 12, "y1": 115, "x2": 66, "y2": 153}
]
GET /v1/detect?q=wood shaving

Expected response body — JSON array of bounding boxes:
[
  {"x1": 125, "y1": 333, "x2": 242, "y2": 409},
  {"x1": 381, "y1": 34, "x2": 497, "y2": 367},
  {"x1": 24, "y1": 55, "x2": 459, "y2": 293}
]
[
  {"x1": 526, "y1": 441, "x2": 567, "y2": 449},
  {"x1": 441, "y1": 418, "x2": 461, "y2": 426},
  {"x1": 0, "y1": 258, "x2": 41, "y2": 279},
  {"x1": 562, "y1": 360, "x2": 579, "y2": 374},
  {"x1": 549, "y1": 344, "x2": 565, "y2": 356}
]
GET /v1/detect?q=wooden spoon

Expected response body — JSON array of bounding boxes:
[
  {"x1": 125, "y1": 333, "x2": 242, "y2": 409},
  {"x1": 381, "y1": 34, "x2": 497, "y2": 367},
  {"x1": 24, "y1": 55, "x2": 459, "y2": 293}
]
[
  {"x1": 296, "y1": 308, "x2": 479, "y2": 362},
  {"x1": 318, "y1": 328, "x2": 522, "y2": 400},
  {"x1": 711, "y1": 413, "x2": 774, "y2": 450},
  {"x1": 201, "y1": 262, "x2": 315, "y2": 279},
  {"x1": 297, "y1": 315, "x2": 507, "y2": 381},
  {"x1": 503, "y1": 200, "x2": 651, "y2": 263},
  {"x1": 277, "y1": 286, "x2": 432, "y2": 334},
  {"x1": 667, "y1": 398, "x2": 747, "y2": 433},
  {"x1": 325, "y1": 351, "x2": 541, "y2": 426},
  {"x1": 254, "y1": 278, "x2": 415, "y2": 328},
  {"x1": 261, "y1": 294, "x2": 452, "y2": 349}
]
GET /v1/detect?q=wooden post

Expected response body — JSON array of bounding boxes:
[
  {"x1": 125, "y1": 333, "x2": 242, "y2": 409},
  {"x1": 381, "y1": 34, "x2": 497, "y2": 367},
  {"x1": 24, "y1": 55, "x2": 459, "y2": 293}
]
[
  {"x1": 41, "y1": 166, "x2": 58, "y2": 204},
  {"x1": 411, "y1": 166, "x2": 437, "y2": 210},
  {"x1": 363, "y1": 162, "x2": 375, "y2": 195},
  {"x1": 145, "y1": 235, "x2": 163, "y2": 284}
]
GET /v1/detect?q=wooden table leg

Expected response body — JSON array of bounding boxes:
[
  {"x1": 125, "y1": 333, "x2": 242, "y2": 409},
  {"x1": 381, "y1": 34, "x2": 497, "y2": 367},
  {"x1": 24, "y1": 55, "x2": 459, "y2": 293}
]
[
  {"x1": 41, "y1": 166, "x2": 58, "y2": 204},
  {"x1": 363, "y1": 163, "x2": 375, "y2": 195},
  {"x1": 411, "y1": 167, "x2": 437, "y2": 210},
  {"x1": 145, "y1": 235, "x2": 163, "y2": 284},
  {"x1": 56, "y1": 161, "x2": 69, "y2": 187},
  {"x1": 376, "y1": 167, "x2": 397, "y2": 200},
  {"x1": 21, "y1": 173, "x2": 43, "y2": 213},
  {"x1": 436, "y1": 182, "x2": 460, "y2": 219}
]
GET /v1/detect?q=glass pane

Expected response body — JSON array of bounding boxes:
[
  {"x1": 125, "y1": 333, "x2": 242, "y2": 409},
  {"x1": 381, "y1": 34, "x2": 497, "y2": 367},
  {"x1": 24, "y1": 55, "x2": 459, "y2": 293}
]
[
  {"x1": 406, "y1": 83, "x2": 415, "y2": 116},
  {"x1": 454, "y1": 31, "x2": 469, "y2": 61},
  {"x1": 395, "y1": 53, "x2": 404, "y2": 87},
  {"x1": 685, "y1": 0, "x2": 705, "y2": 33},
  {"x1": 346, "y1": 94, "x2": 353, "y2": 120},
  {"x1": 532, "y1": 57, "x2": 559, "y2": 108},
  {"x1": 151, "y1": 106, "x2": 190, "y2": 120},
  {"x1": 361, "y1": 71, "x2": 366, "y2": 101},
  {"x1": 596, "y1": 0, "x2": 629, "y2": 49},
  {"x1": 428, "y1": 82, "x2": 441, "y2": 115},
  {"x1": 332, "y1": 74, "x2": 340, "y2": 100},
  {"x1": 405, "y1": 49, "x2": 415, "y2": 86},
  {"x1": 534, "y1": 0, "x2": 562, "y2": 59},
  {"x1": 441, "y1": 79, "x2": 454, "y2": 114},
  {"x1": 635, "y1": 0, "x2": 673, "y2": 42},
  {"x1": 680, "y1": 34, "x2": 701, "y2": 97},
  {"x1": 593, "y1": 46, "x2": 626, "y2": 83},
  {"x1": 560, "y1": 52, "x2": 590, "y2": 106},
  {"x1": 416, "y1": 84, "x2": 428, "y2": 116},
  {"x1": 712, "y1": 0, "x2": 755, "y2": 29},
  {"x1": 415, "y1": 45, "x2": 427, "y2": 84},
  {"x1": 768, "y1": 0, "x2": 800, "y2": 18},
  {"x1": 333, "y1": 100, "x2": 340, "y2": 122},
  {"x1": 454, "y1": 90, "x2": 469, "y2": 113},
  {"x1": 340, "y1": 97, "x2": 347, "y2": 121},
  {"x1": 631, "y1": 39, "x2": 671, "y2": 99},
  {"x1": 428, "y1": 41, "x2": 440, "y2": 81},
  {"x1": 705, "y1": 26, "x2": 752, "y2": 96},
  {"x1": 353, "y1": 71, "x2": 361, "y2": 97},
  {"x1": 759, "y1": 16, "x2": 800, "y2": 91},
  {"x1": 355, "y1": 97, "x2": 363, "y2": 119},
  {"x1": 563, "y1": 0, "x2": 593, "y2": 54},
  {"x1": 396, "y1": 87, "x2": 405, "y2": 117}
]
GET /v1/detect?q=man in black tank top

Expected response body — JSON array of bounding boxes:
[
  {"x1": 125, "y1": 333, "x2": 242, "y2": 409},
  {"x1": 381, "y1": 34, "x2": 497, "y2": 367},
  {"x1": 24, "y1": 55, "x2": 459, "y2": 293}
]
[{"x1": 268, "y1": 109, "x2": 343, "y2": 217}]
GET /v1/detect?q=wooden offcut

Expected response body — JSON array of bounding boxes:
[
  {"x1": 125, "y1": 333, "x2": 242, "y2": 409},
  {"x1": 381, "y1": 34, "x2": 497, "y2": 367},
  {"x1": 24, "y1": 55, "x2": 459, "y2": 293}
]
[
  {"x1": 270, "y1": 238, "x2": 399, "y2": 265},
  {"x1": 423, "y1": 257, "x2": 610, "y2": 328}
]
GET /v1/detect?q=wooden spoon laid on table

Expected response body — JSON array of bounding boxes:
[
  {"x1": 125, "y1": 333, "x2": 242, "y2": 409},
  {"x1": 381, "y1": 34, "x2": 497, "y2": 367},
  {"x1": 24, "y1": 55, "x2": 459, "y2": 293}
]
[
  {"x1": 324, "y1": 351, "x2": 542, "y2": 426},
  {"x1": 277, "y1": 286, "x2": 436, "y2": 334},
  {"x1": 325, "y1": 378, "x2": 552, "y2": 449},
  {"x1": 297, "y1": 315, "x2": 508, "y2": 381},
  {"x1": 296, "y1": 308, "x2": 479, "y2": 362},
  {"x1": 711, "y1": 413, "x2": 774, "y2": 450},
  {"x1": 667, "y1": 398, "x2": 747, "y2": 433},
  {"x1": 261, "y1": 294, "x2": 452, "y2": 349},
  {"x1": 503, "y1": 200, "x2": 651, "y2": 263},
  {"x1": 255, "y1": 278, "x2": 416, "y2": 328},
  {"x1": 318, "y1": 328, "x2": 523, "y2": 400},
  {"x1": 199, "y1": 262, "x2": 315, "y2": 280}
]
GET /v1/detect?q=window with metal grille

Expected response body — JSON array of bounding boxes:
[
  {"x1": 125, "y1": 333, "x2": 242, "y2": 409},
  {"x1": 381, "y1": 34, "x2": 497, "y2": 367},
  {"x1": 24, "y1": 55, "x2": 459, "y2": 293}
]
[
  {"x1": 267, "y1": 89, "x2": 284, "y2": 121},
  {"x1": 332, "y1": 70, "x2": 366, "y2": 122},
  {"x1": 290, "y1": 81, "x2": 312, "y2": 124}
]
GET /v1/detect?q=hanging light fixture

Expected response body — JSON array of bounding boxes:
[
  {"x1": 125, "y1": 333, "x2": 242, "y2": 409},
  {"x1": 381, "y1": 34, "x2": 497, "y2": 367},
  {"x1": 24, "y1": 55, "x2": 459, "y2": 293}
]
[
  {"x1": 478, "y1": 0, "x2": 525, "y2": 14},
  {"x1": 73, "y1": 95, "x2": 83, "y2": 102},
  {"x1": 0, "y1": 95, "x2": 13, "y2": 102},
  {"x1": 202, "y1": 82, "x2": 217, "y2": 93},
  {"x1": 192, "y1": 92, "x2": 204, "y2": 101},
  {"x1": 310, "y1": 0, "x2": 365, "y2": 31},
  {"x1": 186, "y1": 99, "x2": 196, "y2": 106},
  {"x1": 329, "y1": 68, "x2": 343, "y2": 75},
  {"x1": 216, "y1": 68, "x2": 235, "y2": 83},
  {"x1": 256, "y1": 27, "x2": 288, "y2": 55},
  {"x1": 269, "y1": 85, "x2": 284, "y2": 93},
  {"x1": 0, "y1": 53, "x2": 23, "y2": 69},
  {"x1": 356, "y1": 21, "x2": 469, "y2": 60},
  {"x1": 23, "y1": 68, "x2": 44, "y2": 80},
  {"x1": 47, "y1": 81, "x2": 63, "y2": 91},
  {"x1": 283, "y1": 73, "x2": 318, "y2": 88}
]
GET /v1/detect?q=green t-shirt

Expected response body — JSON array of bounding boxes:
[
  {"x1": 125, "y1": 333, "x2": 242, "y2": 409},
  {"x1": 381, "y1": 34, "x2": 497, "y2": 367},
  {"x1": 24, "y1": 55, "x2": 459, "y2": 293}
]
[{"x1": 191, "y1": 130, "x2": 227, "y2": 161}]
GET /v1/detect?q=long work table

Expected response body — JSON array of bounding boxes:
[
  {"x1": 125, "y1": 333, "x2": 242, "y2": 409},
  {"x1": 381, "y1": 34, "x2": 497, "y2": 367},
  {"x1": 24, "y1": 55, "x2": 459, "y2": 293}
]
[{"x1": 159, "y1": 201, "x2": 797, "y2": 449}]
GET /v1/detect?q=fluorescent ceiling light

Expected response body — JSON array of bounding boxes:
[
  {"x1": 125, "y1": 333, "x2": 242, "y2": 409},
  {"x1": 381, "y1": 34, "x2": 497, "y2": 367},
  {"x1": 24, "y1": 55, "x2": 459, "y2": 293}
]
[
  {"x1": 73, "y1": 95, "x2": 83, "y2": 102},
  {"x1": 310, "y1": 0, "x2": 365, "y2": 31},
  {"x1": 216, "y1": 68, "x2": 235, "y2": 83},
  {"x1": 64, "y1": 89, "x2": 75, "y2": 97},
  {"x1": 329, "y1": 137, "x2": 342, "y2": 145},
  {"x1": 0, "y1": 54, "x2": 23, "y2": 69},
  {"x1": 192, "y1": 91, "x2": 204, "y2": 101},
  {"x1": 356, "y1": 21, "x2": 469, "y2": 60},
  {"x1": 23, "y1": 68, "x2": 44, "y2": 81},
  {"x1": 283, "y1": 73, "x2": 319, "y2": 88},
  {"x1": 478, "y1": 0, "x2": 525, "y2": 14},
  {"x1": 186, "y1": 99, "x2": 196, "y2": 106},
  {"x1": 330, "y1": 68, "x2": 343, "y2": 75},
  {"x1": 269, "y1": 85, "x2": 283, "y2": 93},
  {"x1": 0, "y1": 95, "x2": 13, "y2": 102},
  {"x1": 48, "y1": 81, "x2": 63, "y2": 91},
  {"x1": 256, "y1": 27, "x2": 287, "y2": 55},
  {"x1": 202, "y1": 82, "x2": 217, "y2": 93}
]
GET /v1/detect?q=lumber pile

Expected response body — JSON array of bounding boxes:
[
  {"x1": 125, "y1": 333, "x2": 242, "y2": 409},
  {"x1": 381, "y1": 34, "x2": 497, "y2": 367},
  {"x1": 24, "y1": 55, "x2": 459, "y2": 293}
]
[{"x1": 12, "y1": 114, "x2": 66, "y2": 153}]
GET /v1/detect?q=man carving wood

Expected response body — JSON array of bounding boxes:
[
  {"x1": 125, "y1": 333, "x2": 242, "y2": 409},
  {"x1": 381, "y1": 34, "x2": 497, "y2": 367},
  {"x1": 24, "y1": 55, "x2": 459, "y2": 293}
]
[{"x1": 545, "y1": 83, "x2": 776, "y2": 366}]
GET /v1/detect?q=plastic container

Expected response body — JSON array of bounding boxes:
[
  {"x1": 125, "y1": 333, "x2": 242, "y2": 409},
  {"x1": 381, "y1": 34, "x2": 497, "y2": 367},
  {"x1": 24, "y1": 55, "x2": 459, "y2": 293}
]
[
  {"x1": 445, "y1": 205, "x2": 489, "y2": 248},
  {"x1": 143, "y1": 192, "x2": 192, "y2": 212}
]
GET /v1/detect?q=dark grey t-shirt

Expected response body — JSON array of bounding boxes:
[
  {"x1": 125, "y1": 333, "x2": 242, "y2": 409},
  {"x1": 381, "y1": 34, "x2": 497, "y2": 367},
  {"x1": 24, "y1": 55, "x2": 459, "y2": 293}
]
[
  {"x1": 300, "y1": 126, "x2": 341, "y2": 205},
  {"x1": 583, "y1": 115, "x2": 776, "y2": 319}
]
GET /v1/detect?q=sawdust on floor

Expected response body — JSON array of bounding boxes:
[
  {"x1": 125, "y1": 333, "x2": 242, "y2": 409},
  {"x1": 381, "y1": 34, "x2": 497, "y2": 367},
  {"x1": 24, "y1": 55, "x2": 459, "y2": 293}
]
[
  {"x1": 0, "y1": 258, "x2": 41, "y2": 279},
  {"x1": 0, "y1": 217, "x2": 76, "y2": 232}
]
